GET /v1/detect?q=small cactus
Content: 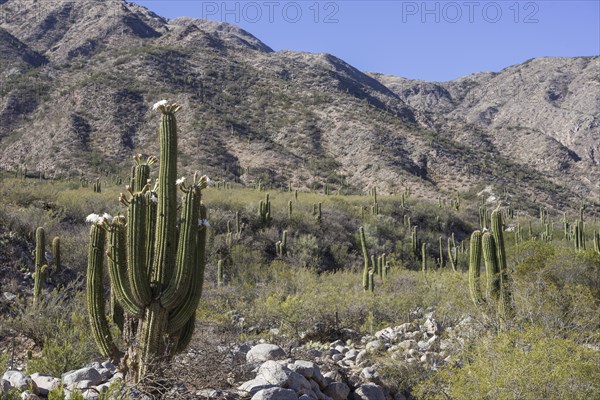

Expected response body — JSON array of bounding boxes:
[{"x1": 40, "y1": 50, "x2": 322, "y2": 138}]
[
  {"x1": 217, "y1": 260, "x2": 224, "y2": 287},
  {"x1": 276, "y1": 230, "x2": 288, "y2": 257},
  {"x1": 359, "y1": 227, "x2": 370, "y2": 291},
  {"x1": 33, "y1": 227, "x2": 46, "y2": 306},
  {"x1": 52, "y1": 236, "x2": 60, "y2": 273}
]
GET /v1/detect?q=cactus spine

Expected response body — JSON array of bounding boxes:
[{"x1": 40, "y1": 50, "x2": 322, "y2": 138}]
[{"x1": 86, "y1": 102, "x2": 208, "y2": 383}]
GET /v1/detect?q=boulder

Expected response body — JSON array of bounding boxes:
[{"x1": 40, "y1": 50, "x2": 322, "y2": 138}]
[
  {"x1": 351, "y1": 383, "x2": 386, "y2": 400},
  {"x1": 30, "y1": 373, "x2": 60, "y2": 397},
  {"x1": 323, "y1": 382, "x2": 350, "y2": 400},
  {"x1": 239, "y1": 376, "x2": 277, "y2": 394},
  {"x1": 62, "y1": 367, "x2": 102, "y2": 387},
  {"x1": 251, "y1": 387, "x2": 298, "y2": 400},
  {"x1": 247, "y1": 344, "x2": 287, "y2": 363}
]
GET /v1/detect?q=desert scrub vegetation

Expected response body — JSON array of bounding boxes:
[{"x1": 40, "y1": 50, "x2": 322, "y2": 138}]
[{"x1": 0, "y1": 155, "x2": 598, "y2": 397}]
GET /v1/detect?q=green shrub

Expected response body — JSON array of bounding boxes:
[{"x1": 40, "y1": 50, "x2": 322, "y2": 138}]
[
  {"x1": 414, "y1": 326, "x2": 600, "y2": 400},
  {"x1": 26, "y1": 312, "x2": 99, "y2": 377}
]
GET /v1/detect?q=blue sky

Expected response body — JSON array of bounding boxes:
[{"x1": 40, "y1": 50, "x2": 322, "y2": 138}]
[{"x1": 132, "y1": 1, "x2": 600, "y2": 82}]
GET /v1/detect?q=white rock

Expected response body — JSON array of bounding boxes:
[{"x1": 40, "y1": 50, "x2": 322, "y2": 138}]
[
  {"x1": 8, "y1": 372, "x2": 37, "y2": 393},
  {"x1": 344, "y1": 349, "x2": 359, "y2": 360},
  {"x1": 331, "y1": 354, "x2": 344, "y2": 362},
  {"x1": 365, "y1": 341, "x2": 383, "y2": 352},
  {"x1": 323, "y1": 382, "x2": 350, "y2": 400},
  {"x1": 355, "y1": 350, "x2": 368, "y2": 364},
  {"x1": 62, "y1": 367, "x2": 102, "y2": 387},
  {"x1": 101, "y1": 361, "x2": 116, "y2": 372},
  {"x1": 96, "y1": 367, "x2": 112, "y2": 381},
  {"x1": 239, "y1": 376, "x2": 278, "y2": 394},
  {"x1": 30, "y1": 373, "x2": 60, "y2": 397},
  {"x1": 424, "y1": 319, "x2": 438, "y2": 335},
  {"x1": 360, "y1": 367, "x2": 379, "y2": 382},
  {"x1": 351, "y1": 383, "x2": 385, "y2": 400},
  {"x1": 81, "y1": 389, "x2": 100, "y2": 400},
  {"x1": 397, "y1": 340, "x2": 415, "y2": 350},
  {"x1": 75, "y1": 380, "x2": 95, "y2": 389},
  {"x1": 251, "y1": 387, "x2": 298, "y2": 400},
  {"x1": 20, "y1": 390, "x2": 40, "y2": 400},
  {"x1": 292, "y1": 360, "x2": 316, "y2": 379},
  {"x1": 247, "y1": 344, "x2": 287, "y2": 363}
]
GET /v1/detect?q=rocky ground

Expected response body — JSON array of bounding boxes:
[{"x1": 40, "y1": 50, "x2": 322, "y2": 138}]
[{"x1": 1, "y1": 308, "x2": 482, "y2": 399}]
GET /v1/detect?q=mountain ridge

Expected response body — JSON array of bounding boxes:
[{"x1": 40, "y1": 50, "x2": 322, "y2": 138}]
[{"x1": 0, "y1": 0, "x2": 598, "y2": 213}]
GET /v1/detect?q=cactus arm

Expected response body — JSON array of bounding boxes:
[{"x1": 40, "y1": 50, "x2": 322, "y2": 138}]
[
  {"x1": 152, "y1": 108, "x2": 180, "y2": 287},
  {"x1": 106, "y1": 223, "x2": 144, "y2": 318},
  {"x1": 482, "y1": 232, "x2": 500, "y2": 301},
  {"x1": 127, "y1": 194, "x2": 152, "y2": 307},
  {"x1": 491, "y1": 211, "x2": 507, "y2": 271},
  {"x1": 87, "y1": 224, "x2": 120, "y2": 359},
  {"x1": 469, "y1": 230, "x2": 483, "y2": 306},
  {"x1": 167, "y1": 203, "x2": 207, "y2": 333},
  {"x1": 144, "y1": 191, "x2": 157, "y2": 277},
  {"x1": 162, "y1": 186, "x2": 200, "y2": 310}
]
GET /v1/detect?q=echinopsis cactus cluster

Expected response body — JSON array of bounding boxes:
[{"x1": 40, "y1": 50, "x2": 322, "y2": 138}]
[
  {"x1": 86, "y1": 101, "x2": 209, "y2": 383},
  {"x1": 468, "y1": 210, "x2": 512, "y2": 322}
]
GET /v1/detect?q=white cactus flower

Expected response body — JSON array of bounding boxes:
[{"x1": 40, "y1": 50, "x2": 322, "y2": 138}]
[
  {"x1": 86, "y1": 213, "x2": 101, "y2": 224},
  {"x1": 150, "y1": 193, "x2": 158, "y2": 203},
  {"x1": 176, "y1": 177, "x2": 186, "y2": 185},
  {"x1": 152, "y1": 99, "x2": 169, "y2": 110},
  {"x1": 102, "y1": 213, "x2": 113, "y2": 222}
]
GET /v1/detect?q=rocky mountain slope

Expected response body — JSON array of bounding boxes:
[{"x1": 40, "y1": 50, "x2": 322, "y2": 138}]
[{"x1": 0, "y1": 0, "x2": 598, "y2": 213}]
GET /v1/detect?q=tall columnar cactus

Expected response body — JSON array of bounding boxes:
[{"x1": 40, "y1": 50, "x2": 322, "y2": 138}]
[
  {"x1": 448, "y1": 233, "x2": 458, "y2": 272},
  {"x1": 563, "y1": 213, "x2": 569, "y2": 241},
  {"x1": 368, "y1": 269, "x2": 375, "y2": 293},
  {"x1": 93, "y1": 178, "x2": 101, "y2": 193},
  {"x1": 51, "y1": 236, "x2": 60, "y2": 273},
  {"x1": 33, "y1": 227, "x2": 47, "y2": 306},
  {"x1": 86, "y1": 101, "x2": 209, "y2": 383},
  {"x1": 491, "y1": 210, "x2": 511, "y2": 321},
  {"x1": 482, "y1": 232, "x2": 500, "y2": 301},
  {"x1": 217, "y1": 260, "x2": 224, "y2": 287},
  {"x1": 359, "y1": 227, "x2": 370, "y2": 291},
  {"x1": 421, "y1": 242, "x2": 427, "y2": 273},
  {"x1": 468, "y1": 230, "x2": 483, "y2": 306},
  {"x1": 276, "y1": 230, "x2": 288, "y2": 257},
  {"x1": 288, "y1": 200, "x2": 293, "y2": 219},
  {"x1": 259, "y1": 194, "x2": 271, "y2": 225},
  {"x1": 411, "y1": 226, "x2": 418, "y2": 256},
  {"x1": 437, "y1": 236, "x2": 444, "y2": 268},
  {"x1": 574, "y1": 219, "x2": 585, "y2": 251},
  {"x1": 316, "y1": 202, "x2": 322, "y2": 223},
  {"x1": 593, "y1": 231, "x2": 600, "y2": 255}
]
